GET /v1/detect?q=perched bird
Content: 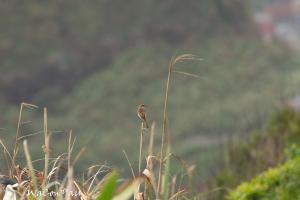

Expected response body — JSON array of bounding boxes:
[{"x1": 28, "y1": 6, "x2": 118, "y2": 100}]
[
  {"x1": 0, "y1": 179, "x2": 18, "y2": 200},
  {"x1": 137, "y1": 104, "x2": 149, "y2": 129}
]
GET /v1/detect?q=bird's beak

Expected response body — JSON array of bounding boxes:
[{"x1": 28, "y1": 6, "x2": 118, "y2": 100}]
[{"x1": 11, "y1": 183, "x2": 18, "y2": 190}]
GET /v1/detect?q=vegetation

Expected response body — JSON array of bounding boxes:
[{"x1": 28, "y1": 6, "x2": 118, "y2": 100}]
[
  {"x1": 228, "y1": 156, "x2": 300, "y2": 200},
  {"x1": 0, "y1": 0, "x2": 265, "y2": 173},
  {"x1": 3, "y1": 37, "x2": 300, "y2": 174},
  {"x1": 0, "y1": 55, "x2": 200, "y2": 200},
  {"x1": 2, "y1": 0, "x2": 300, "y2": 175},
  {"x1": 0, "y1": 0, "x2": 249, "y2": 104},
  {"x1": 3, "y1": 1, "x2": 300, "y2": 199},
  {"x1": 206, "y1": 109, "x2": 300, "y2": 199}
]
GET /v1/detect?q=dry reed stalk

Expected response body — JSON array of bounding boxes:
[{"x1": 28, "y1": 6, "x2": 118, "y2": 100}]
[
  {"x1": 157, "y1": 54, "x2": 199, "y2": 196},
  {"x1": 66, "y1": 167, "x2": 74, "y2": 200},
  {"x1": 138, "y1": 123, "x2": 144, "y2": 174},
  {"x1": 143, "y1": 123, "x2": 156, "y2": 199},
  {"x1": 138, "y1": 123, "x2": 144, "y2": 197},
  {"x1": 43, "y1": 108, "x2": 50, "y2": 188},
  {"x1": 23, "y1": 140, "x2": 38, "y2": 191},
  {"x1": 123, "y1": 150, "x2": 135, "y2": 179},
  {"x1": 0, "y1": 139, "x2": 13, "y2": 176},
  {"x1": 170, "y1": 176, "x2": 176, "y2": 198},
  {"x1": 12, "y1": 103, "x2": 38, "y2": 178},
  {"x1": 148, "y1": 123, "x2": 155, "y2": 162}
]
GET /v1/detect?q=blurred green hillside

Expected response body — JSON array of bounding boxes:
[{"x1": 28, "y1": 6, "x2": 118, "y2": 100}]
[
  {"x1": 205, "y1": 109, "x2": 300, "y2": 200},
  {"x1": 229, "y1": 156, "x2": 300, "y2": 200},
  {"x1": 0, "y1": 0, "x2": 249, "y2": 105},
  {"x1": 1, "y1": 0, "x2": 300, "y2": 176},
  {"x1": 206, "y1": 109, "x2": 300, "y2": 199}
]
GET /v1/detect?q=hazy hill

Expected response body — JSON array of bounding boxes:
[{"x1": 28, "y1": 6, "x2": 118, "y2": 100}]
[{"x1": 0, "y1": 0, "x2": 249, "y2": 105}]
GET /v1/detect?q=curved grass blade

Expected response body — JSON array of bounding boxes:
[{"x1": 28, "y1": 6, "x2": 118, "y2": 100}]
[
  {"x1": 113, "y1": 177, "x2": 144, "y2": 200},
  {"x1": 96, "y1": 171, "x2": 118, "y2": 200}
]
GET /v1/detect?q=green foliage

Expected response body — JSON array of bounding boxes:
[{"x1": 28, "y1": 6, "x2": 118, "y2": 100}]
[
  {"x1": 2, "y1": 0, "x2": 300, "y2": 187},
  {"x1": 43, "y1": 39, "x2": 300, "y2": 173},
  {"x1": 3, "y1": 37, "x2": 300, "y2": 175},
  {"x1": 162, "y1": 146, "x2": 171, "y2": 200},
  {"x1": 96, "y1": 171, "x2": 118, "y2": 200},
  {"x1": 228, "y1": 157, "x2": 300, "y2": 200},
  {"x1": 286, "y1": 144, "x2": 300, "y2": 160},
  {"x1": 0, "y1": 0, "x2": 249, "y2": 104},
  {"x1": 209, "y1": 109, "x2": 300, "y2": 199},
  {"x1": 112, "y1": 177, "x2": 144, "y2": 200},
  {"x1": 0, "y1": 0, "x2": 259, "y2": 173}
]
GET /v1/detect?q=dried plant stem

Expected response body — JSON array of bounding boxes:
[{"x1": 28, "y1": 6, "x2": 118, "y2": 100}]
[
  {"x1": 0, "y1": 139, "x2": 12, "y2": 175},
  {"x1": 158, "y1": 57, "x2": 173, "y2": 196},
  {"x1": 66, "y1": 131, "x2": 74, "y2": 200},
  {"x1": 43, "y1": 108, "x2": 50, "y2": 187},
  {"x1": 148, "y1": 123, "x2": 155, "y2": 165},
  {"x1": 138, "y1": 123, "x2": 144, "y2": 195},
  {"x1": 147, "y1": 123, "x2": 158, "y2": 198},
  {"x1": 157, "y1": 54, "x2": 199, "y2": 196},
  {"x1": 123, "y1": 150, "x2": 135, "y2": 178},
  {"x1": 66, "y1": 167, "x2": 74, "y2": 200},
  {"x1": 23, "y1": 140, "x2": 38, "y2": 191},
  {"x1": 139, "y1": 123, "x2": 144, "y2": 174},
  {"x1": 12, "y1": 103, "x2": 38, "y2": 177},
  {"x1": 12, "y1": 103, "x2": 24, "y2": 177}
]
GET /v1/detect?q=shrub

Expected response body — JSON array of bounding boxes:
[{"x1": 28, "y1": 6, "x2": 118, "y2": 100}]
[{"x1": 228, "y1": 157, "x2": 300, "y2": 200}]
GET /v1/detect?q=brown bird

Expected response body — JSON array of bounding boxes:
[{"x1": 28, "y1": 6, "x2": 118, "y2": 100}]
[{"x1": 137, "y1": 104, "x2": 149, "y2": 129}]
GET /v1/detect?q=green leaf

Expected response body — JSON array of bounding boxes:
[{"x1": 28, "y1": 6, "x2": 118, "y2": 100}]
[
  {"x1": 113, "y1": 177, "x2": 144, "y2": 200},
  {"x1": 96, "y1": 171, "x2": 118, "y2": 200},
  {"x1": 162, "y1": 146, "x2": 171, "y2": 200},
  {"x1": 27, "y1": 194, "x2": 36, "y2": 200}
]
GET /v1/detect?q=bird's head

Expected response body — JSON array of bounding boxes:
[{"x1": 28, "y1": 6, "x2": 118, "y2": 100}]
[
  {"x1": 0, "y1": 179, "x2": 16, "y2": 187},
  {"x1": 0, "y1": 179, "x2": 18, "y2": 200}
]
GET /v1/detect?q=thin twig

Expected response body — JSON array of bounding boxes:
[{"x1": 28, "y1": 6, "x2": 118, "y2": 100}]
[
  {"x1": 138, "y1": 123, "x2": 144, "y2": 195},
  {"x1": 139, "y1": 123, "x2": 144, "y2": 174},
  {"x1": 0, "y1": 139, "x2": 13, "y2": 174},
  {"x1": 72, "y1": 147, "x2": 86, "y2": 166},
  {"x1": 123, "y1": 150, "x2": 136, "y2": 178},
  {"x1": 43, "y1": 107, "x2": 50, "y2": 187},
  {"x1": 173, "y1": 70, "x2": 201, "y2": 78}
]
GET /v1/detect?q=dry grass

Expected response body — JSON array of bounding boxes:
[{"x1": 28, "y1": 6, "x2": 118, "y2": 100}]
[
  {"x1": 0, "y1": 54, "x2": 200, "y2": 200},
  {"x1": 158, "y1": 54, "x2": 200, "y2": 197}
]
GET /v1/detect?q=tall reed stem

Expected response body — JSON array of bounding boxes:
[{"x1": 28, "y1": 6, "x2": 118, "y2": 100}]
[
  {"x1": 138, "y1": 123, "x2": 144, "y2": 195},
  {"x1": 158, "y1": 58, "x2": 173, "y2": 196},
  {"x1": 139, "y1": 123, "x2": 144, "y2": 173},
  {"x1": 157, "y1": 54, "x2": 198, "y2": 197},
  {"x1": 12, "y1": 103, "x2": 38, "y2": 177},
  {"x1": 43, "y1": 108, "x2": 50, "y2": 188}
]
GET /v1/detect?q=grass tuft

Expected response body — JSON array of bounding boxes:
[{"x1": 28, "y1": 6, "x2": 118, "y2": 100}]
[{"x1": 0, "y1": 55, "x2": 200, "y2": 200}]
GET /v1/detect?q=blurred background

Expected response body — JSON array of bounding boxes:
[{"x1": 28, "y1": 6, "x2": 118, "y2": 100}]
[{"x1": 1, "y1": 0, "x2": 300, "y2": 190}]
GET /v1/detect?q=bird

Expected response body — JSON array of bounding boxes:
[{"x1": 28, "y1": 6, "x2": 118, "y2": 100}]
[
  {"x1": 0, "y1": 179, "x2": 18, "y2": 200},
  {"x1": 137, "y1": 104, "x2": 149, "y2": 129}
]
